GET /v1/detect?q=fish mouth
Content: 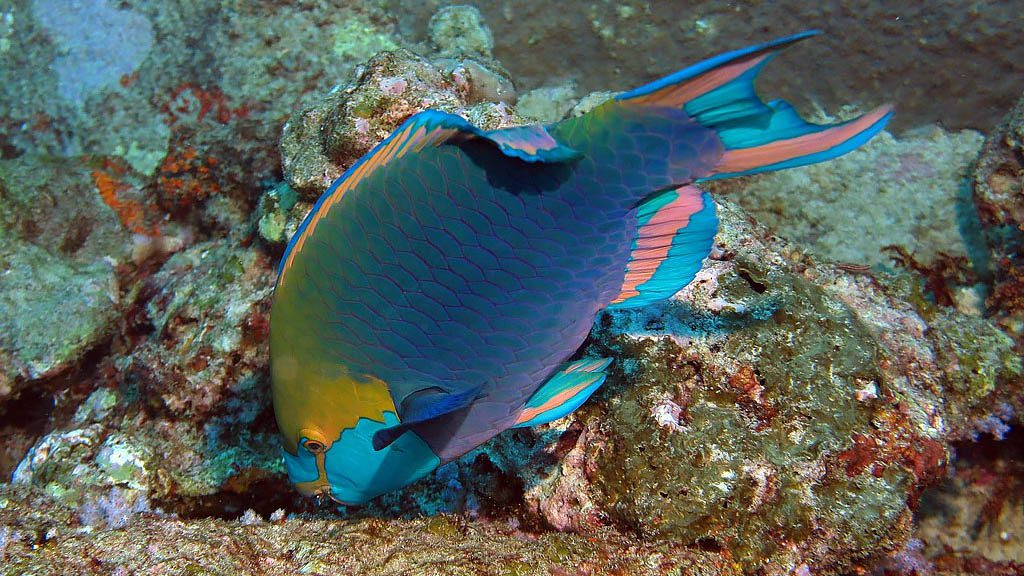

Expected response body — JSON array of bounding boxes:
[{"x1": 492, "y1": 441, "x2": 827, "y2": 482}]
[
  {"x1": 301, "y1": 483, "x2": 365, "y2": 507},
  {"x1": 313, "y1": 489, "x2": 346, "y2": 507},
  {"x1": 296, "y1": 479, "x2": 359, "y2": 506}
]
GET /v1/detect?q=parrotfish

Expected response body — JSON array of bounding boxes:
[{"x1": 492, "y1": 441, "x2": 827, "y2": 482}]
[{"x1": 270, "y1": 31, "x2": 891, "y2": 504}]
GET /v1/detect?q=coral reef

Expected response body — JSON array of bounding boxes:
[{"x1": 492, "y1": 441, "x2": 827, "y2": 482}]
[
  {"x1": 4, "y1": 191, "x2": 1019, "y2": 574},
  {"x1": 0, "y1": 155, "x2": 133, "y2": 263},
  {"x1": 517, "y1": 81, "x2": 578, "y2": 123},
  {"x1": 0, "y1": 483, "x2": 736, "y2": 576},
  {"x1": 6, "y1": 238, "x2": 287, "y2": 512},
  {"x1": 0, "y1": 3, "x2": 1022, "y2": 574},
  {"x1": 519, "y1": 200, "x2": 1020, "y2": 574},
  {"x1": 280, "y1": 49, "x2": 518, "y2": 199},
  {"x1": 117, "y1": 240, "x2": 273, "y2": 420},
  {"x1": 973, "y1": 91, "x2": 1024, "y2": 344},
  {"x1": 10, "y1": 387, "x2": 285, "y2": 527},
  {"x1": 0, "y1": 232, "x2": 118, "y2": 400},
  {"x1": 974, "y1": 93, "x2": 1024, "y2": 232},
  {"x1": 254, "y1": 182, "x2": 305, "y2": 246},
  {"x1": 2, "y1": 237, "x2": 284, "y2": 530},
  {"x1": 429, "y1": 5, "x2": 494, "y2": 60}
]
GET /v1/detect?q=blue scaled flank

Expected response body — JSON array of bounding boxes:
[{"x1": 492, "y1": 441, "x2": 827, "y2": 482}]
[{"x1": 270, "y1": 29, "x2": 893, "y2": 505}]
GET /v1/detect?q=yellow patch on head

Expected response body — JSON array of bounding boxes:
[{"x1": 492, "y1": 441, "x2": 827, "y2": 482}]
[{"x1": 272, "y1": 355, "x2": 396, "y2": 455}]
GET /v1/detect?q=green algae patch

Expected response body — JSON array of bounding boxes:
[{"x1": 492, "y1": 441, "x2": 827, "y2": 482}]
[
  {"x1": 928, "y1": 311, "x2": 1022, "y2": 426},
  {"x1": 423, "y1": 514, "x2": 462, "y2": 538},
  {"x1": 331, "y1": 18, "x2": 398, "y2": 63},
  {"x1": 931, "y1": 313, "x2": 1020, "y2": 401},
  {"x1": 0, "y1": 230, "x2": 119, "y2": 396},
  {"x1": 429, "y1": 5, "x2": 494, "y2": 59}
]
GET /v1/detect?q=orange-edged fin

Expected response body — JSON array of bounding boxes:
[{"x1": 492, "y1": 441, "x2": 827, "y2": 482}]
[
  {"x1": 616, "y1": 30, "x2": 891, "y2": 180},
  {"x1": 609, "y1": 185, "x2": 717, "y2": 309},
  {"x1": 276, "y1": 110, "x2": 580, "y2": 288},
  {"x1": 616, "y1": 30, "x2": 819, "y2": 110},
  {"x1": 514, "y1": 357, "x2": 612, "y2": 428},
  {"x1": 484, "y1": 124, "x2": 581, "y2": 162},
  {"x1": 702, "y1": 105, "x2": 893, "y2": 179},
  {"x1": 276, "y1": 110, "x2": 463, "y2": 287}
]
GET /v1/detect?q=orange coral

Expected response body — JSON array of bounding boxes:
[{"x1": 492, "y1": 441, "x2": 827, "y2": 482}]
[
  {"x1": 91, "y1": 158, "x2": 160, "y2": 236},
  {"x1": 156, "y1": 146, "x2": 221, "y2": 214},
  {"x1": 152, "y1": 84, "x2": 254, "y2": 216},
  {"x1": 119, "y1": 71, "x2": 140, "y2": 88}
]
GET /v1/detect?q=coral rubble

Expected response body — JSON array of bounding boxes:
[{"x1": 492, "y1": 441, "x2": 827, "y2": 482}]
[
  {"x1": 280, "y1": 49, "x2": 518, "y2": 199},
  {"x1": 1, "y1": 483, "x2": 736, "y2": 576}
]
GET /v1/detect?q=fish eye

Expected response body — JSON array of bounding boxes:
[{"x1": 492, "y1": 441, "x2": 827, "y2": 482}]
[{"x1": 304, "y1": 439, "x2": 326, "y2": 453}]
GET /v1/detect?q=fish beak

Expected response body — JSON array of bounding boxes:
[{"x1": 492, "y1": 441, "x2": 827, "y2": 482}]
[{"x1": 314, "y1": 490, "x2": 342, "y2": 507}]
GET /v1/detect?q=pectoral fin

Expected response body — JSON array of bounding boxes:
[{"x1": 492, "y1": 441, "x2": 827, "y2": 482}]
[
  {"x1": 372, "y1": 385, "x2": 483, "y2": 451},
  {"x1": 514, "y1": 357, "x2": 612, "y2": 428}
]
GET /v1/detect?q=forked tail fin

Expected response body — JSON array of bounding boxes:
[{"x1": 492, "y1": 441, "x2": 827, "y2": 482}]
[{"x1": 616, "y1": 30, "x2": 892, "y2": 180}]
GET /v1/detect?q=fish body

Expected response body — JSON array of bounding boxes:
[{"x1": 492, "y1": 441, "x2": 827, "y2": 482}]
[{"x1": 271, "y1": 31, "x2": 892, "y2": 504}]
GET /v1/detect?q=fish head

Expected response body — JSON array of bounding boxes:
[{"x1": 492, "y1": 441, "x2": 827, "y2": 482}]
[{"x1": 271, "y1": 352, "x2": 440, "y2": 505}]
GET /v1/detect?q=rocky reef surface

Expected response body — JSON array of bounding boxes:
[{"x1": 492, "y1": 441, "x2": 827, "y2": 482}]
[{"x1": 1, "y1": 3, "x2": 1022, "y2": 575}]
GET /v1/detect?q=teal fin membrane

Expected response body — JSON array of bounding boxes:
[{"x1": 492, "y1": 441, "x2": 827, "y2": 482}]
[{"x1": 514, "y1": 357, "x2": 612, "y2": 428}]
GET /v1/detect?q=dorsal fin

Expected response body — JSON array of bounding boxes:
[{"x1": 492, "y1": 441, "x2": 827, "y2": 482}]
[
  {"x1": 277, "y1": 110, "x2": 580, "y2": 287},
  {"x1": 609, "y1": 185, "x2": 717, "y2": 309},
  {"x1": 483, "y1": 124, "x2": 581, "y2": 162},
  {"x1": 514, "y1": 357, "x2": 612, "y2": 428}
]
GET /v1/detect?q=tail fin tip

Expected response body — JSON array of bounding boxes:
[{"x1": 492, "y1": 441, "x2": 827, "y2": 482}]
[
  {"x1": 616, "y1": 30, "x2": 822, "y2": 108},
  {"x1": 704, "y1": 104, "x2": 894, "y2": 180}
]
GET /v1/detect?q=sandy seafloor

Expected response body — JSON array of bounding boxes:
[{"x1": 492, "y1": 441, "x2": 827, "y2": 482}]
[{"x1": 1, "y1": 1, "x2": 1023, "y2": 575}]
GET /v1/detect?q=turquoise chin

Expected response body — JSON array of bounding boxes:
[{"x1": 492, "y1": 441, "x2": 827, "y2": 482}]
[
  {"x1": 282, "y1": 443, "x2": 320, "y2": 484},
  {"x1": 283, "y1": 412, "x2": 441, "y2": 505}
]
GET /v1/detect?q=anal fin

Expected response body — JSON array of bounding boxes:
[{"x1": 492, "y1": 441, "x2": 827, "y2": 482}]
[
  {"x1": 609, "y1": 185, "x2": 718, "y2": 309},
  {"x1": 514, "y1": 357, "x2": 612, "y2": 428}
]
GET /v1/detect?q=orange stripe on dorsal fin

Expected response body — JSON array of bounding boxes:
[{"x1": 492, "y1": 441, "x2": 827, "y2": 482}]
[{"x1": 276, "y1": 113, "x2": 471, "y2": 287}]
